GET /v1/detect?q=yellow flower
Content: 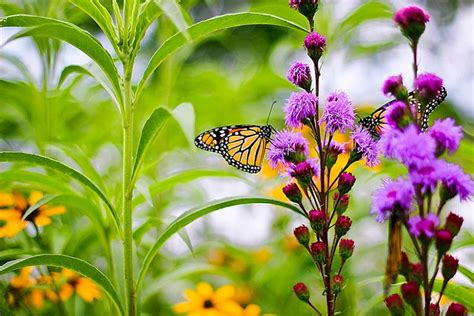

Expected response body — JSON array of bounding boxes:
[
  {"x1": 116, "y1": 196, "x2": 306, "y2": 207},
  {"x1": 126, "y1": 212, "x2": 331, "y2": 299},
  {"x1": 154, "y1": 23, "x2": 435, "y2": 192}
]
[
  {"x1": 0, "y1": 191, "x2": 65, "y2": 238},
  {"x1": 173, "y1": 283, "x2": 248, "y2": 316},
  {"x1": 251, "y1": 248, "x2": 272, "y2": 265},
  {"x1": 243, "y1": 304, "x2": 261, "y2": 316},
  {"x1": 10, "y1": 267, "x2": 36, "y2": 289},
  {"x1": 55, "y1": 269, "x2": 101, "y2": 303}
]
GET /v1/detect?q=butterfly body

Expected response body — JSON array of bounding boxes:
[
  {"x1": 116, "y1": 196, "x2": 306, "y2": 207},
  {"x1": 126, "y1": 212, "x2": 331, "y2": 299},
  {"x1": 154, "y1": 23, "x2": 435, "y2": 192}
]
[{"x1": 195, "y1": 125, "x2": 273, "y2": 173}]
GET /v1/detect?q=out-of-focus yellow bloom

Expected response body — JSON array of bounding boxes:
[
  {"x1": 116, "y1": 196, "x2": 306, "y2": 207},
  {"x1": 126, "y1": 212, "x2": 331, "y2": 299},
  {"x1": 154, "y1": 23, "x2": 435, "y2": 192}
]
[
  {"x1": 173, "y1": 282, "x2": 260, "y2": 316},
  {"x1": 252, "y1": 248, "x2": 272, "y2": 265},
  {"x1": 54, "y1": 269, "x2": 101, "y2": 303},
  {"x1": 207, "y1": 249, "x2": 228, "y2": 266},
  {"x1": 282, "y1": 234, "x2": 300, "y2": 253},
  {"x1": 0, "y1": 191, "x2": 66, "y2": 238},
  {"x1": 232, "y1": 286, "x2": 254, "y2": 306}
]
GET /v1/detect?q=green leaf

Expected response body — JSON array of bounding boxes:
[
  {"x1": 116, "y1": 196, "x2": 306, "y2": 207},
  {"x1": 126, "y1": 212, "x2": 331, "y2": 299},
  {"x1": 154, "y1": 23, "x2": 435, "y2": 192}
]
[
  {"x1": 136, "y1": 196, "x2": 304, "y2": 289},
  {"x1": 0, "y1": 254, "x2": 124, "y2": 315},
  {"x1": 0, "y1": 170, "x2": 75, "y2": 193},
  {"x1": 0, "y1": 14, "x2": 122, "y2": 107},
  {"x1": 338, "y1": 0, "x2": 393, "y2": 33},
  {"x1": 458, "y1": 265, "x2": 474, "y2": 284},
  {"x1": 132, "y1": 107, "x2": 171, "y2": 181},
  {"x1": 171, "y1": 102, "x2": 195, "y2": 147},
  {"x1": 433, "y1": 279, "x2": 474, "y2": 311},
  {"x1": 135, "y1": 12, "x2": 308, "y2": 103},
  {"x1": 131, "y1": 1, "x2": 162, "y2": 59},
  {"x1": 0, "y1": 249, "x2": 41, "y2": 261},
  {"x1": 22, "y1": 194, "x2": 59, "y2": 221},
  {"x1": 0, "y1": 152, "x2": 120, "y2": 235},
  {"x1": 156, "y1": 0, "x2": 190, "y2": 35}
]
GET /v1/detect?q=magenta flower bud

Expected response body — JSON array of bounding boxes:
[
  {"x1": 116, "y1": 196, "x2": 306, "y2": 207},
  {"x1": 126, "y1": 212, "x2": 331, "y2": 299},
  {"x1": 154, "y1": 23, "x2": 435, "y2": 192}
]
[
  {"x1": 338, "y1": 172, "x2": 356, "y2": 194},
  {"x1": 400, "y1": 281, "x2": 422, "y2": 314},
  {"x1": 414, "y1": 73, "x2": 443, "y2": 105},
  {"x1": 287, "y1": 62, "x2": 312, "y2": 92},
  {"x1": 339, "y1": 238, "x2": 355, "y2": 261},
  {"x1": 308, "y1": 210, "x2": 326, "y2": 232},
  {"x1": 293, "y1": 282, "x2": 310, "y2": 302},
  {"x1": 304, "y1": 32, "x2": 326, "y2": 61},
  {"x1": 332, "y1": 274, "x2": 343, "y2": 294},
  {"x1": 335, "y1": 216, "x2": 352, "y2": 237},
  {"x1": 382, "y1": 75, "x2": 408, "y2": 100},
  {"x1": 283, "y1": 183, "x2": 303, "y2": 204},
  {"x1": 409, "y1": 262, "x2": 423, "y2": 285},
  {"x1": 325, "y1": 142, "x2": 345, "y2": 168},
  {"x1": 429, "y1": 303, "x2": 440, "y2": 316},
  {"x1": 394, "y1": 6, "x2": 430, "y2": 42},
  {"x1": 399, "y1": 252, "x2": 411, "y2": 279},
  {"x1": 385, "y1": 294, "x2": 405, "y2": 316},
  {"x1": 386, "y1": 101, "x2": 413, "y2": 130},
  {"x1": 334, "y1": 192, "x2": 349, "y2": 215},
  {"x1": 291, "y1": 161, "x2": 314, "y2": 188},
  {"x1": 268, "y1": 130, "x2": 309, "y2": 168},
  {"x1": 445, "y1": 212, "x2": 463, "y2": 237},
  {"x1": 435, "y1": 229, "x2": 453, "y2": 254},
  {"x1": 408, "y1": 214, "x2": 439, "y2": 243},
  {"x1": 293, "y1": 225, "x2": 310, "y2": 247},
  {"x1": 310, "y1": 241, "x2": 326, "y2": 263},
  {"x1": 446, "y1": 303, "x2": 467, "y2": 316},
  {"x1": 441, "y1": 255, "x2": 459, "y2": 281}
]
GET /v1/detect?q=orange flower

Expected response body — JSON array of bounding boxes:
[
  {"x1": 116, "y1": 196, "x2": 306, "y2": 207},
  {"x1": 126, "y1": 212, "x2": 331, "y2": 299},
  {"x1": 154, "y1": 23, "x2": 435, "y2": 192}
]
[{"x1": 56, "y1": 269, "x2": 101, "y2": 302}]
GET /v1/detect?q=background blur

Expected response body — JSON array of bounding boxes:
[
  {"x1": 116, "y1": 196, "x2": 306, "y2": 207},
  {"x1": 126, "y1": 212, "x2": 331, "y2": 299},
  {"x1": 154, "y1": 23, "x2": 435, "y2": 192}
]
[{"x1": 1, "y1": 0, "x2": 473, "y2": 315}]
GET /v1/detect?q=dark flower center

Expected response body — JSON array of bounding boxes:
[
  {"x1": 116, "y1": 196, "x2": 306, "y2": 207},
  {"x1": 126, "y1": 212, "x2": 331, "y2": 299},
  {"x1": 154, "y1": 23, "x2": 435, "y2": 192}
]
[{"x1": 203, "y1": 299, "x2": 214, "y2": 308}]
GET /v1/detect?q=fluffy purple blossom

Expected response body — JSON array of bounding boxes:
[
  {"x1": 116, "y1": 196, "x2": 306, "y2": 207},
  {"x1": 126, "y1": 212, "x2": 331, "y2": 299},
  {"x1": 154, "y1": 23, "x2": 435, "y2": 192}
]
[
  {"x1": 437, "y1": 161, "x2": 474, "y2": 201},
  {"x1": 287, "y1": 62, "x2": 312, "y2": 90},
  {"x1": 385, "y1": 101, "x2": 411, "y2": 129},
  {"x1": 308, "y1": 158, "x2": 321, "y2": 178},
  {"x1": 394, "y1": 6, "x2": 430, "y2": 28},
  {"x1": 382, "y1": 74, "x2": 404, "y2": 96},
  {"x1": 372, "y1": 177, "x2": 414, "y2": 222},
  {"x1": 409, "y1": 160, "x2": 442, "y2": 194},
  {"x1": 428, "y1": 118, "x2": 463, "y2": 154},
  {"x1": 414, "y1": 73, "x2": 443, "y2": 100},
  {"x1": 319, "y1": 91, "x2": 355, "y2": 134},
  {"x1": 268, "y1": 130, "x2": 309, "y2": 168},
  {"x1": 284, "y1": 91, "x2": 317, "y2": 128},
  {"x1": 408, "y1": 214, "x2": 439, "y2": 239},
  {"x1": 304, "y1": 32, "x2": 326, "y2": 50},
  {"x1": 352, "y1": 126, "x2": 380, "y2": 167}
]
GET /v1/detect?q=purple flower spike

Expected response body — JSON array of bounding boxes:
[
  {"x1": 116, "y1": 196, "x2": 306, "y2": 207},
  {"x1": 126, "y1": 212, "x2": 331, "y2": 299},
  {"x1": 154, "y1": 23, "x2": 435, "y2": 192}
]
[
  {"x1": 287, "y1": 62, "x2": 312, "y2": 91},
  {"x1": 352, "y1": 126, "x2": 380, "y2": 167},
  {"x1": 267, "y1": 130, "x2": 309, "y2": 168},
  {"x1": 304, "y1": 32, "x2": 326, "y2": 60},
  {"x1": 438, "y1": 161, "x2": 474, "y2": 201},
  {"x1": 284, "y1": 91, "x2": 317, "y2": 128},
  {"x1": 371, "y1": 177, "x2": 414, "y2": 222},
  {"x1": 428, "y1": 118, "x2": 463, "y2": 155},
  {"x1": 408, "y1": 214, "x2": 439, "y2": 239},
  {"x1": 319, "y1": 91, "x2": 355, "y2": 135},
  {"x1": 414, "y1": 73, "x2": 443, "y2": 101}
]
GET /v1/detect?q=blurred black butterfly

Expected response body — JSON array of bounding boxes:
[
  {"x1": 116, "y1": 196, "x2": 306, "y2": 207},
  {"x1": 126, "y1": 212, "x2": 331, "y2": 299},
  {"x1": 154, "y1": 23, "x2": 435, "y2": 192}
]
[{"x1": 359, "y1": 87, "x2": 447, "y2": 139}]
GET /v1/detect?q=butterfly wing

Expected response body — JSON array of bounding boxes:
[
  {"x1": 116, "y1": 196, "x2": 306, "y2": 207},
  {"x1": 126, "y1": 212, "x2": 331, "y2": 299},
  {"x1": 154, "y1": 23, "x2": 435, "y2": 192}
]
[
  {"x1": 359, "y1": 100, "x2": 392, "y2": 139},
  {"x1": 413, "y1": 86, "x2": 447, "y2": 131}
]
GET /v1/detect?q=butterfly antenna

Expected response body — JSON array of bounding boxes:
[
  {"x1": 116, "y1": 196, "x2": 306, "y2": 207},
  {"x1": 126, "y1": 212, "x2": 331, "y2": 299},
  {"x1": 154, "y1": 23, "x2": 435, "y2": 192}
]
[{"x1": 266, "y1": 101, "x2": 277, "y2": 125}]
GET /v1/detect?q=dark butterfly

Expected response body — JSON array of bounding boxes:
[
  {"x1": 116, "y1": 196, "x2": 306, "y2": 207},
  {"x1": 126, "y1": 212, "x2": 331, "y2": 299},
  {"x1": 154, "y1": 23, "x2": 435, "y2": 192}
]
[
  {"x1": 360, "y1": 87, "x2": 447, "y2": 139},
  {"x1": 194, "y1": 125, "x2": 274, "y2": 173}
]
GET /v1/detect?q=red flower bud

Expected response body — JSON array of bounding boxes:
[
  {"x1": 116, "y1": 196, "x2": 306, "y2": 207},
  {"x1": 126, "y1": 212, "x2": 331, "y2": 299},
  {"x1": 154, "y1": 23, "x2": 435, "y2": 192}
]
[
  {"x1": 335, "y1": 215, "x2": 352, "y2": 237},
  {"x1": 446, "y1": 303, "x2": 467, "y2": 316},
  {"x1": 308, "y1": 210, "x2": 326, "y2": 232},
  {"x1": 399, "y1": 252, "x2": 411, "y2": 279},
  {"x1": 394, "y1": 6, "x2": 430, "y2": 43},
  {"x1": 409, "y1": 262, "x2": 423, "y2": 285},
  {"x1": 339, "y1": 238, "x2": 355, "y2": 261},
  {"x1": 293, "y1": 225, "x2": 310, "y2": 247},
  {"x1": 441, "y1": 255, "x2": 459, "y2": 281},
  {"x1": 333, "y1": 192, "x2": 349, "y2": 215},
  {"x1": 435, "y1": 229, "x2": 453, "y2": 254},
  {"x1": 400, "y1": 281, "x2": 421, "y2": 314},
  {"x1": 310, "y1": 241, "x2": 326, "y2": 263},
  {"x1": 445, "y1": 212, "x2": 463, "y2": 237},
  {"x1": 291, "y1": 161, "x2": 314, "y2": 188},
  {"x1": 293, "y1": 282, "x2": 310, "y2": 302},
  {"x1": 338, "y1": 172, "x2": 356, "y2": 194},
  {"x1": 283, "y1": 183, "x2": 303, "y2": 204},
  {"x1": 290, "y1": 0, "x2": 319, "y2": 22},
  {"x1": 429, "y1": 303, "x2": 440, "y2": 316},
  {"x1": 385, "y1": 294, "x2": 405, "y2": 316},
  {"x1": 332, "y1": 274, "x2": 343, "y2": 294}
]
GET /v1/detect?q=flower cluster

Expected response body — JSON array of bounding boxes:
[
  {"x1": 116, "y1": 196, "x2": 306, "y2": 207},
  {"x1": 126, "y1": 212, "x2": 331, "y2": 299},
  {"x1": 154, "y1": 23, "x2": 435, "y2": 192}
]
[{"x1": 375, "y1": 5, "x2": 471, "y2": 315}]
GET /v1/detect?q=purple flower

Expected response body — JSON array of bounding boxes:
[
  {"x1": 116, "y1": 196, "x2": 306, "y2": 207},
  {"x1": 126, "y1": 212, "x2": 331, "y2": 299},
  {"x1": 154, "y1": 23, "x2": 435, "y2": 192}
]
[
  {"x1": 437, "y1": 161, "x2": 474, "y2": 201},
  {"x1": 289, "y1": 0, "x2": 318, "y2": 10},
  {"x1": 304, "y1": 32, "x2": 326, "y2": 60},
  {"x1": 289, "y1": 0, "x2": 319, "y2": 20},
  {"x1": 284, "y1": 91, "x2": 317, "y2": 128},
  {"x1": 408, "y1": 214, "x2": 439, "y2": 239},
  {"x1": 394, "y1": 6, "x2": 430, "y2": 28},
  {"x1": 372, "y1": 177, "x2": 414, "y2": 222},
  {"x1": 319, "y1": 91, "x2": 355, "y2": 134},
  {"x1": 409, "y1": 159, "x2": 442, "y2": 194},
  {"x1": 307, "y1": 158, "x2": 321, "y2": 178},
  {"x1": 352, "y1": 126, "x2": 380, "y2": 167},
  {"x1": 267, "y1": 130, "x2": 309, "y2": 168},
  {"x1": 414, "y1": 73, "x2": 443, "y2": 101},
  {"x1": 428, "y1": 118, "x2": 463, "y2": 155},
  {"x1": 385, "y1": 101, "x2": 413, "y2": 129},
  {"x1": 382, "y1": 74, "x2": 405, "y2": 98},
  {"x1": 378, "y1": 126, "x2": 402, "y2": 159},
  {"x1": 287, "y1": 62, "x2": 312, "y2": 91}
]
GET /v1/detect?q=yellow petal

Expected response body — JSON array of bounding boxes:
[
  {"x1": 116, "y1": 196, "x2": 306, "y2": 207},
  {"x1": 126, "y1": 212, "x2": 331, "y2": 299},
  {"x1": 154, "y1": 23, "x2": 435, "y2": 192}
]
[
  {"x1": 0, "y1": 209, "x2": 21, "y2": 220},
  {"x1": 215, "y1": 300, "x2": 244, "y2": 315},
  {"x1": 34, "y1": 215, "x2": 52, "y2": 227},
  {"x1": 62, "y1": 268, "x2": 77, "y2": 279},
  {"x1": 213, "y1": 285, "x2": 235, "y2": 302},
  {"x1": 28, "y1": 289, "x2": 44, "y2": 309},
  {"x1": 41, "y1": 205, "x2": 66, "y2": 216},
  {"x1": 60, "y1": 283, "x2": 74, "y2": 301},
  {"x1": 0, "y1": 220, "x2": 26, "y2": 238},
  {"x1": 173, "y1": 301, "x2": 194, "y2": 313},
  {"x1": 13, "y1": 192, "x2": 27, "y2": 210},
  {"x1": 0, "y1": 193, "x2": 14, "y2": 207},
  {"x1": 28, "y1": 191, "x2": 44, "y2": 206},
  {"x1": 77, "y1": 278, "x2": 101, "y2": 302},
  {"x1": 196, "y1": 282, "x2": 214, "y2": 299},
  {"x1": 184, "y1": 289, "x2": 202, "y2": 303},
  {"x1": 243, "y1": 304, "x2": 261, "y2": 316}
]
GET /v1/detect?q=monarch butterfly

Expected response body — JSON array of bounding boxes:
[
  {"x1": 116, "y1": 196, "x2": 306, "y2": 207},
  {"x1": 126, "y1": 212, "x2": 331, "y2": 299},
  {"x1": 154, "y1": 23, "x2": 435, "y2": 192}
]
[
  {"x1": 194, "y1": 125, "x2": 274, "y2": 173},
  {"x1": 360, "y1": 86, "x2": 447, "y2": 139}
]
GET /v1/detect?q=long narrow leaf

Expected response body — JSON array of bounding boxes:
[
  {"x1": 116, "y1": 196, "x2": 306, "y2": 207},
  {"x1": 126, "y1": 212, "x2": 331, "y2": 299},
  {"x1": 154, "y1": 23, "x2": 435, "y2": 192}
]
[
  {"x1": 433, "y1": 279, "x2": 474, "y2": 311},
  {"x1": 0, "y1": 254, "x2": 124, "y2": 315},
  {"x1": 136, "y1": 196, "x2": 304, "y2": 289}
]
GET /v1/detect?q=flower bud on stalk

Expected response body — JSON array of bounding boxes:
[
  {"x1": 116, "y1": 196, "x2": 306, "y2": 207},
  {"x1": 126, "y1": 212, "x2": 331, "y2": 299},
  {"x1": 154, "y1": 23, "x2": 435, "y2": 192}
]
[
  {"x1": 293, "y1": 282, "x2": 310, "y2": 302},
  {"x1": 409, "y1": 262, "x2": 423, "y2": 285},
  {"x1": 325, "y1": 142, "x2": 345, "y2": 168},
  {"x1": 394, "y1": 6, "x2": 430, "y2": 43},
  {"x1": 399, "y1": 252, "x2": 411, "y2": 279},
  {"x1": 293, "y1": 225, "x2": 310, "y2": 247},
  {"x1": 283, "y1": 183, "x2": 303, "y2": 204},
  {"x1": 310, "y1": 241, "x2": 326, "y2": 263},
  {"x1": 308, "y1": 210, "x2": 326, "y2": 233},
  {"x1": 304, "y1": 32, "x2": 326, "y2": 61},
  {"x1": 444, "y1": 212, "x2": 463, "y2": 237},
  {"x1": 382, "y1": 75, "x2": 409, "y2": 101},
  {"x1": 435, "y1": 229, "x2": 453, "y2": 254},
  {"x1": 332, "y1": 274, "x2": 343, "y2": 294},
  {"x1": 291, "y1": 161, "x2": 314, "y2": 189},
  {"x1": 386, "y1": 101, "x2": 413, "y2": 130},
  {"x1": 400, "y1": 281, "x2": 422, "y2": 314},
  {"x1": 446, "y1": 303, "x2": 467, "y2": 316},
  {"x1": 289, "y1": 0, "x2": 319, "y2": 22},
  {"x1": 335, "y1": 216, "x2": 352, "y2": 237},
  {"x1": 414, "y1": 73, "x2": 443, "y2": 106},
  {"x1": 441, "y1": 255, "x2": 459, "y2": 281},
  {"x1": 339, "y1": 239, "x2": 355, "y2": 261},
  {"x1": 333, "y1": 192, "x2": 349, "y2": 215},
  {"x1": 384, "y1": 294, "x2": 405, "y2": 316},
  {"x1": 338, "y1": 172, "x2": 356, "y2": 194},
  {"x1": 429, "y1": 303, "x2": 440, "y2": 316},
  {"x1": 287, "y1": 62, "x2": 312, "y2": 92}
]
